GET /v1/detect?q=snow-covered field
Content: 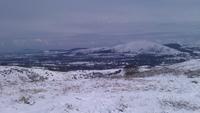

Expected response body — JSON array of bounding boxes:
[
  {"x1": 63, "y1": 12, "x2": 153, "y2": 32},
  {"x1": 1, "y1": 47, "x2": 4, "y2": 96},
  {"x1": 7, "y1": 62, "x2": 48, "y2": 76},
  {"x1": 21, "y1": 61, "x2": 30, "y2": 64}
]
[{"x1": 1, "y1": 60, "x2": 200, "y2": 113}]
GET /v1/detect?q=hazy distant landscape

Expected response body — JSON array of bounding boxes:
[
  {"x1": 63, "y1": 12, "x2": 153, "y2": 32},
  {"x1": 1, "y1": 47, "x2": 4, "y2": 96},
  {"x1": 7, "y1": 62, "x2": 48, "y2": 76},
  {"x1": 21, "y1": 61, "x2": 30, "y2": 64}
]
[{"x1": 0, "y1": 40, "x2": 199, "y2": 71}]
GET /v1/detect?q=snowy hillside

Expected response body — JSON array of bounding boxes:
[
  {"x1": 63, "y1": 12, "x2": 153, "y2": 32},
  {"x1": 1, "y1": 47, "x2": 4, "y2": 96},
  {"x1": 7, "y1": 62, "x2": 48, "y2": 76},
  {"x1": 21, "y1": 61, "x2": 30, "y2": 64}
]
[
  {"x1": 74, "y1": 40, "x2": 181, "y2": 55},
  {"x1": 171, "y1": 59, "x2": 200, "y2": 71},
  {"x1": 1, "y1": 60, "x2": 200, "y2": 113},
  {"x1": 113, "y1": 40, "x2": 180, "y2": 55},
  {"x1": 0, "y1": 66, "x2": 122, "y2": 83}
]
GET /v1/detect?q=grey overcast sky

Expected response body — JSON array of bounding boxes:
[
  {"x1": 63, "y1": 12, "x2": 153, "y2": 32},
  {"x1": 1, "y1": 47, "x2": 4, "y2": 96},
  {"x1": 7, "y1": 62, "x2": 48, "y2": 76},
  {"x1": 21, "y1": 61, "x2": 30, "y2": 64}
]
[{"x1": 1, "y1": 0, "x2": 200, "y2": 52}]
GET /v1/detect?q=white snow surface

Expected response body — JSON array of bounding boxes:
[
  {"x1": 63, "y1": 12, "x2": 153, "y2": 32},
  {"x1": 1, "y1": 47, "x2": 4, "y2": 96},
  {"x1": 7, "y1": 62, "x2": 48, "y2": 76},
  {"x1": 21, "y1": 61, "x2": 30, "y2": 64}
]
[
  {"x1": 1, "y1": 60, "x2": 200, "y2": 113},
  {"x1": 113, "y1": 40, "x2": 180, "y2": 54},
  {"x1": 171, "y1": 59, "x2": 200, "y2": 71},
  {"x1": 75, "y1": 40, "x2": 181, "y2": 55}
]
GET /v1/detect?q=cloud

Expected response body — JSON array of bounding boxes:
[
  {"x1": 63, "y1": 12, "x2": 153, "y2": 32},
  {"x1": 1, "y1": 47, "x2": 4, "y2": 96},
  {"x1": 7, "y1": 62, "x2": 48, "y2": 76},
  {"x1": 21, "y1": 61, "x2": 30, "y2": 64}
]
[{"x1": 0, "y1": 0, "x2": 200, "y2": 52}]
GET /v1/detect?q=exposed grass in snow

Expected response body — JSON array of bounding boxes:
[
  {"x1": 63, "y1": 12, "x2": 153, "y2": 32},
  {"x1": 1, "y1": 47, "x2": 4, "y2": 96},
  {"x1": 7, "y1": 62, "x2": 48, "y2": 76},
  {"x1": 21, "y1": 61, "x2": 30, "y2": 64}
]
[
  {"x1": 1, "y1": 72, "x2": 200, "y2": 113},
  {"x1": 1, "y1": 60, "x2": 200, "y2": 113}
]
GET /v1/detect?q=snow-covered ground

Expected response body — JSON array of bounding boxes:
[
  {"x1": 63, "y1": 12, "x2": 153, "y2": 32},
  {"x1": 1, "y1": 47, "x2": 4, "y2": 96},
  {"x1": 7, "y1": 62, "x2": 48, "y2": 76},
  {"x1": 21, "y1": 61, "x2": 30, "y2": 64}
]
[
  {"x1": 1, "y1": 60, "x2": 200, "y2": 113},
  {"x1": 73, "y1": 40, "x2": 181, "y2": 56}
]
